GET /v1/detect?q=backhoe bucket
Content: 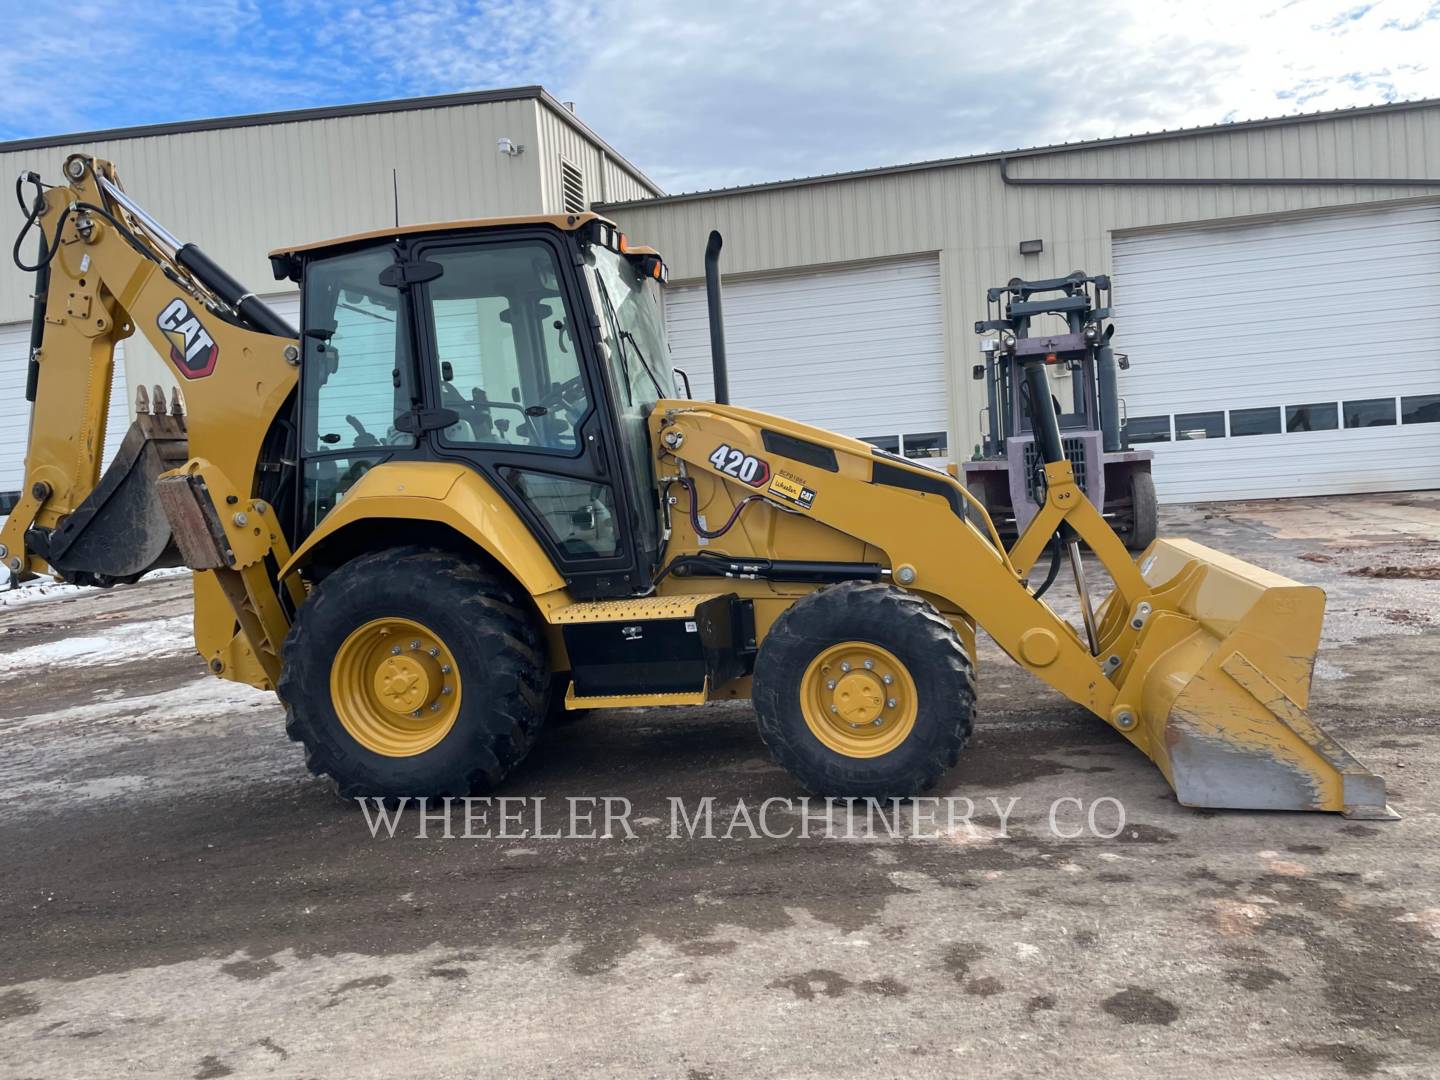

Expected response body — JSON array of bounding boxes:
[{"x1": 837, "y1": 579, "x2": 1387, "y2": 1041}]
[
  {"x1": 1101, "y1": 538, "x2": 1393, "y2": 818},
  {"x1": 26, "y1": 408, "x2": 190, "y2": 586}
]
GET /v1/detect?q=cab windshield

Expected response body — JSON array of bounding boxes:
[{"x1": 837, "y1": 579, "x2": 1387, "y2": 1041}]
[{"x1": 586, "y1": 245, "x2": 674, "y2": 407}]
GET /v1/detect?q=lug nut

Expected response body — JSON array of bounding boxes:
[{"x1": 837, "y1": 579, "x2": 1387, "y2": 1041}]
[
  {"x1": 441, "y1": 664, "x2": 452, "y2": 675},
  {"x1": 409, "y1": 640, "x2": 420, "y2": 650},
  {"x1": 391, "y1": 646, "x2": 402, "y2": 655},
  {"x1": 430, "y1": 703, "x2": 440, "y2": 712},
  {"x1": 882, "y1": 674, "x2": 893, "y2": 685},
  {"x1": 872, "y1": 718, "x2": 884, "y2": 726},
  {"x1": 826, "y1": 680, "x2": 836, "y2": 690},
  {"x1": 428, "y1": 647, "x2": 439, "y2": 657},
  {"x1": 830, "y1": 704, "x2": 839, "y2": 713},
  {"x1": 887, "y1": 698, "x2": 897, "y2": 708},
  {"x1": 441, "y1": 686, "x2": 452, "y2": 696},
  {"x1": 863, "y1": 659, "x2": 874, "y2": 670},
  {"x1": 840, "y1": 661, "x2": 851, "y2": 672}
]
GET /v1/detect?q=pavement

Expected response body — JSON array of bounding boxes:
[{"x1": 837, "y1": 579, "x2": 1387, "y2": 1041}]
[{"x1": 1, "y1": 492, "x2": 1438, "y2": 1079}]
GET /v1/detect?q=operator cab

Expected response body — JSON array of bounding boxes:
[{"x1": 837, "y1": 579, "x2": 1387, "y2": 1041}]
[{"x1": 269, "y1": 214, "x2": 674, "y2": 599}]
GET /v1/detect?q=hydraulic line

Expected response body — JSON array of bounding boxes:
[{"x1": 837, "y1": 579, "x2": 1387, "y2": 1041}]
[{"x1": 675, "y1": 475, "x2": 763, "y2": 539}]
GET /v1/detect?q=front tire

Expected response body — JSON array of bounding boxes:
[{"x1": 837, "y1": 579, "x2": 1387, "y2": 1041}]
[
  {"x1": 752, "y1": 582, "x2": 976, "y2": 798},
  {"x1": 1123, "y1": 471, "x2": 1158, "y2": 551},
  {"x1": 279, "y1": 546, "x2": 547, "y2": 798}
]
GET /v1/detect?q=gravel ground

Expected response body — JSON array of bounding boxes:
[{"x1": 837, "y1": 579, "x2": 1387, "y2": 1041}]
[{"x1": 0, "y1": 492, "x2": 1437, "y2": 1079}]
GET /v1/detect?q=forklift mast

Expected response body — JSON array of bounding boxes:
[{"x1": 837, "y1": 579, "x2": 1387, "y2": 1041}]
[{"x1": 965, "y1": 271, "x2": 1157, "y2": 550}]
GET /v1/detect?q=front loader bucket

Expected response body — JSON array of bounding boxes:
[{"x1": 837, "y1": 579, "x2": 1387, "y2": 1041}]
[
  {"x1": 26, "y1": 409, "x2": 190, "y2": 586},
  {"x1": 1101, "y1": 538, "x2": 1393, "y2": 818}
]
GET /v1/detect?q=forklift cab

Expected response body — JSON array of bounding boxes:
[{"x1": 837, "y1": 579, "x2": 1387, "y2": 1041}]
[{"x1": 963, "y1": 272, "x2": 1156, "y2": 550}]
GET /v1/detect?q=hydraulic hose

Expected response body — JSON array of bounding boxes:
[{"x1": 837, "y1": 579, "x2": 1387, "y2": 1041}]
[{"x1": 1031, "y1": 535, "x2": 1064, "y2": 599}]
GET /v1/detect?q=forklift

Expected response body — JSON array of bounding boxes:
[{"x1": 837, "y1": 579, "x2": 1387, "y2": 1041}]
[{"x1": 963, "y1": 272, "x2": 1158, "y2": 550}]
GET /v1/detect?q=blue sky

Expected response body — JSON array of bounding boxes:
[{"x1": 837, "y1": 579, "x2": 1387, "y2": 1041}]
[{"x1": 2, "y1": 0, "x2": 1437, "y2": 193}]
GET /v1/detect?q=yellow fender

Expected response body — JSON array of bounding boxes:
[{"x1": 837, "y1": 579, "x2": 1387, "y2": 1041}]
[{"x1": 280, "y1": 462, "x2": 568, "y2": 606}]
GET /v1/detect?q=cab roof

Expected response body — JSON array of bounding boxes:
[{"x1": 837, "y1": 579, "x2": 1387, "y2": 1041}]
[{"x1": 269, "y1": 210, "x2": 610, "y2": 259}]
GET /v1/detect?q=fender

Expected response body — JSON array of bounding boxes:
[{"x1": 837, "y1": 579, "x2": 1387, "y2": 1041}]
[{"x1": 280, "y1": 461, "x2": 568, "y2": 604}]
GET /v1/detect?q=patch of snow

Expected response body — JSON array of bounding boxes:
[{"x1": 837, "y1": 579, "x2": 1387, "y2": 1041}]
[
  {"x1": 0, "y1": 675, "x2": 274, "y2": 735},
  {"x1": 0, "y1": 616, "x2": 195, "y2": 673},
  {"x1": 0, "y1": 567, "x2": 189, "y2": 610}
]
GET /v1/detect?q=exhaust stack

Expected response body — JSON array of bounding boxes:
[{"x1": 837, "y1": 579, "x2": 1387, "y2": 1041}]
[{"x1": 704, "y1": 230, "x2": 730, "y2": 405}]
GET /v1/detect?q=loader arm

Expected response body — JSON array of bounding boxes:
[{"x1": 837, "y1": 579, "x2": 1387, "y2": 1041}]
[
  {"x1": 2, "y1": 156, "x2": 301, "y2": 689},
  {"x1": 651, "y1": 402, "x2": 1393, "y2": 818}
]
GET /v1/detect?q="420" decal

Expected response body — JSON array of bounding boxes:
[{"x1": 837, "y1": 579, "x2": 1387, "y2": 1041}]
[{"x1": 707, "y1": 444, "x2": 771, "y2": 487}]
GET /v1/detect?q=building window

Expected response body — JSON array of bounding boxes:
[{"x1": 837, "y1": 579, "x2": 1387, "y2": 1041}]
[
  {"x1": 0, "y1": 490, "x2": 18, "y2": 515},
  {"x1": 1174, "y1": 411, "x2": 1224, "y2": 441},
  {"x1": 1343, "y1": 398, "x2": 1396, "y2": 428},
  {"x1": 560, "y1": 160, "x2": 586, "y2": 214},
  {"x1": 1124, "y1": 415, "x2": 1171, "y2": 443},
  {"x1": 1286, "y1": 402, "x2": 1338, "y2": 432},
  {"x1": 1401, "y1": 394, "x2": 1440, "y2": 425},
  {"x1": 862, "y1": 435, "x2": 899, "y2": 453},
  {"x1": 1229, "y1": 406, "x2": 1281, "y2": 437},
  {"x1": 902, "y1": 431, "x2": 948, "y2": 460}
]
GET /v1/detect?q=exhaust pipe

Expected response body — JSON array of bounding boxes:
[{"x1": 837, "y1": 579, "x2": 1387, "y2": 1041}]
[{"x1": 704, "y1": 230, "x2": 730, "y2": 405}]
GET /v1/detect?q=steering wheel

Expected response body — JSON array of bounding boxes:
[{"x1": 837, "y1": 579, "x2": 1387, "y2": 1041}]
[{"x1": 536, "y1": 374, "x2": 586, "y2": 414}]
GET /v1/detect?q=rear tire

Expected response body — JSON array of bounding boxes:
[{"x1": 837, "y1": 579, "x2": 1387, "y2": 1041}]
[
  {"x1": 752, "y1": 582, "x2": 975, "y2": 798},
  {"x1": 279, "y1": 546, "x2": 548, "y2": 799},
  {"x1": 1123, "y1": 471, "x2": 1158, "y2": 551}
]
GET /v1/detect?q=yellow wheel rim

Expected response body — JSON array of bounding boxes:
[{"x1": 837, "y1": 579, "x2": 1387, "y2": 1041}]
[
  {"x1": 330, "y1": 617, "x2": 462, "y2": 757},
  {"x1": 800, "y1": 641, "x2": 918, "y2": 758}
]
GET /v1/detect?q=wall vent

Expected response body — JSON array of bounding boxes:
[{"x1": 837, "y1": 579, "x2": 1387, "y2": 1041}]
[{"x1": 560, "y1": 160, "x2": 586, "y2": 214}]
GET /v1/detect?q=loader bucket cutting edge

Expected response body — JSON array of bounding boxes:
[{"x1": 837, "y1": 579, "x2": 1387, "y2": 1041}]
[{"x1": 1102, "y1": 538, "x2": 1396, "y2": 819}]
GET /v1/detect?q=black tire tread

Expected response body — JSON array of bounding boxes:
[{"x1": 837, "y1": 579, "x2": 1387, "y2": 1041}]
[
  {"x1": 752, "y1": 581, "x2": 976, "y2": 798},
  {"x1": 278, "y1": 545, "x2": 548, "y2": 798},
  {"x1": 1125, "y1": 471, "x2": 1159, "y2": 551}
]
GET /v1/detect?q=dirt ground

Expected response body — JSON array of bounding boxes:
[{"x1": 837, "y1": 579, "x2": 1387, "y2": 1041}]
[{"x1": 1, "y1": 492, "x2": 1438, "y2": 1079}]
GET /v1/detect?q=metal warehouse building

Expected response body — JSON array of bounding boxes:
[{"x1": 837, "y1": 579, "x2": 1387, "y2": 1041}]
[{"x1": 2, "y1": 89, "x2": 1438, "y2": 513}]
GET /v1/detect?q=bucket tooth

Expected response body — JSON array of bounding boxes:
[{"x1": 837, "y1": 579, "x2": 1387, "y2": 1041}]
[
  {"x1": 151, "y1": 384, "x2": 166, "y2": 416},
  {"x1": 134, "y1": 384, "x2": 150, "y2": 414},
  {"x1": 1113, "y1": 538, "x2": 1394, "y2": 818}
]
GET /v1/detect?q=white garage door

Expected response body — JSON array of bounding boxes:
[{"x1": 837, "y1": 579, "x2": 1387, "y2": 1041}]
[
  {"x1": 1113, "y1": 202, "x2": 1440, "y2": 503},
  {"x1": 663, "y1": 257, "x2": 951, "y2": 463}
]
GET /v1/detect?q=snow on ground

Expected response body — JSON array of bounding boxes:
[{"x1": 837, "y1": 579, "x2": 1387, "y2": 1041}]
[
  {"x1": 0, "y1": 614, "x2": 195, "y2": 674},
  {"x1": 0, "y1": 676, "x2": 274, "y2": 738},
  {"x1": 0, "y1": 567, "x2": 189, "y2": 610}
]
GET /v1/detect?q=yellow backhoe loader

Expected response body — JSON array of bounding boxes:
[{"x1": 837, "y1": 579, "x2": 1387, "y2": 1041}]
[{"x1": 2, "y1": 156, "x2": 1392, "y2": 816}]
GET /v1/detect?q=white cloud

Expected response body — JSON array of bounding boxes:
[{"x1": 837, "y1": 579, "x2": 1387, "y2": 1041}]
[
  {"x1": 552, "y1": 0, "x2": 1440, "y2": 192},
  {"x1": 0, "y1": 0, "x2": 1435, "y2": 194}
]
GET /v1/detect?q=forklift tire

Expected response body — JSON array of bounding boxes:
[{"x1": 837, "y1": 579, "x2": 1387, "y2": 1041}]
[
  {"x1": 1124, "y1": 472, "x2": 1158, "y2": 552},
  {"x1": 753, "y1": 581, "x2": 975, "y2": 798},
  {"x1": 279, "y1": 546, "x2": 548, "y2": 799}
]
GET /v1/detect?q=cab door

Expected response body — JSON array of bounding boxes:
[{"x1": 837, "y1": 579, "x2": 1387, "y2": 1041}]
[{"x1": 407, "y1": 230, "x2": 645, "y2": 598}]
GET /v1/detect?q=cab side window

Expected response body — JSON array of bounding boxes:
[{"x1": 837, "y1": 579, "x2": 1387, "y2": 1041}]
[
  {"x1": 425, "y1": 243, "x2": 589, "y2": 452},
  {"x1": 302, "y1": 246, "x2": 416, "y2": 453}
]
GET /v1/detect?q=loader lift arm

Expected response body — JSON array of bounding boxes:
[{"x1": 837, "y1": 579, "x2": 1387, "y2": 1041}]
[{"x1": 2, "y1": 156, "x2": 302, "y2": 689}]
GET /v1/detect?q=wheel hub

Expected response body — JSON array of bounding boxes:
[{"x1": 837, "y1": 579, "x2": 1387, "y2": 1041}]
[
  {"x1": 801, "y1": 641, "x2": 918, "y2": 758},
  {"x1": 374, "y1": 654, "x2": 437, "y2": 715},
  {"x1": 833, "y1": 671, "x2": 885, "y2": 725},
  {"x1": 330, "y1": 617, "x2": 462, "y2": 757}
]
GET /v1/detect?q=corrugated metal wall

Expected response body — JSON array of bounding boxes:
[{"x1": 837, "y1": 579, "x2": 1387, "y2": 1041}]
[
  {"x1": 605, "y1": 104, "x2": 1440, "y2": 460},
  {"x1": 534, "y1": 101, "x2": 655, "y2": 208}
]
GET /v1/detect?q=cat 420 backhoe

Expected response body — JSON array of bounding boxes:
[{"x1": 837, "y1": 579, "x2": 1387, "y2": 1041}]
[{"x1": 2, "y1": 156, "x2": 1392, "y2": 816}]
